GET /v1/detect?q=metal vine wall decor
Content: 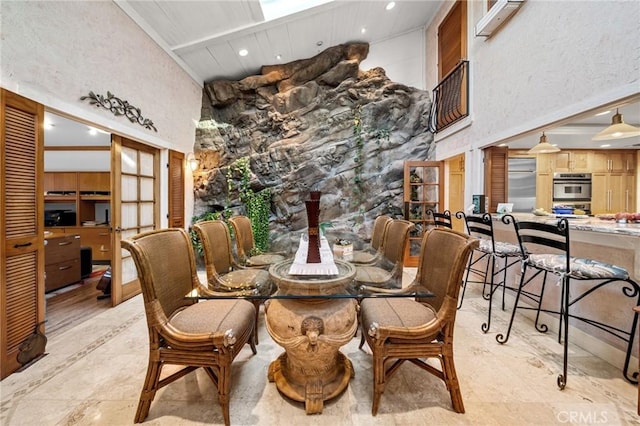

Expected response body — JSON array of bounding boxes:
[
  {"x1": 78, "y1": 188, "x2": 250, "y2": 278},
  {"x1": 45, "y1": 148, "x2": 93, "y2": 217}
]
[{"x1": 80, "y1": 91, "x2": 157, "y2": 132}]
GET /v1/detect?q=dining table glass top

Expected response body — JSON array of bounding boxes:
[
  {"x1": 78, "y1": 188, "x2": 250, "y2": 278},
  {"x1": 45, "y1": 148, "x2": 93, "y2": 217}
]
[{"x1": 192, "y1": 258, "x2": 433, "y2": 300}]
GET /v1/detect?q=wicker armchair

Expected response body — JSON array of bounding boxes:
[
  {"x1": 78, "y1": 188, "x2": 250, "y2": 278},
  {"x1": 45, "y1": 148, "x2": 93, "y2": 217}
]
[
  {"x1": 359, "y1": 228, "x2": 478, "y2": 415},
  {"x1": 354, "y1": 219, "x2": 414, "y2": 290},
  {"x1": 228, "y1": 215, "x2": 285, "y2": 268},
  {"x1": 193, "y1": 219, "x2": 271, "y2": 343},
  {"x1": 350, "y1": 214, "x2": 392, "y2": 265},
  {"x1": 121, "y1": 228, "x2": 257, "y2": 426}
]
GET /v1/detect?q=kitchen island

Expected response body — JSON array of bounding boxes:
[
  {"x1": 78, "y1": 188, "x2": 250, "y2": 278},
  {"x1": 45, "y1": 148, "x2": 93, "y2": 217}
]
[{"x1": 485, "y1": 213, "x2": 639, "y2": 381}]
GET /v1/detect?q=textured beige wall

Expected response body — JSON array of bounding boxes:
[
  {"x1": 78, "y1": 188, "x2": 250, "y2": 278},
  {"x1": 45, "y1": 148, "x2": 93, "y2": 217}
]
[{"x1": 0, "y1": 1, "x2": 202, "y2": 153}]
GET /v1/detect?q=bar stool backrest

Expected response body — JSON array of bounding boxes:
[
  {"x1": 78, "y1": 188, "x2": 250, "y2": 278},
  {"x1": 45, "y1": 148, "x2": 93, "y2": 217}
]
[
  {"x1": 507, "y1": 216, "x2": 569, "y2": 260},
  {"x1": 456, "y1": 212, "x2": 495, "y2": 252},
  {"x1": 426, "y1": 209, "x2": 453, "y2": 229}
]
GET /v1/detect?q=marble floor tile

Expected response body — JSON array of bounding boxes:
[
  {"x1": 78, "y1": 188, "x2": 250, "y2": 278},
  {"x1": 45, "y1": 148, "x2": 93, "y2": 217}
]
[{"x1": 1, "y1": 271, "x2": 637, "y2": 425}]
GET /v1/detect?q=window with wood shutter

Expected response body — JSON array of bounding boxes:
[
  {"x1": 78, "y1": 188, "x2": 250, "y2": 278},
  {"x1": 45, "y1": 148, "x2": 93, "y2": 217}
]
[
  {"x1": 168, "y1": 150, "x2": 185, "y2": 228},
  {"x1": 1, "y1": 89, "x2": 45, "y2": 379}
]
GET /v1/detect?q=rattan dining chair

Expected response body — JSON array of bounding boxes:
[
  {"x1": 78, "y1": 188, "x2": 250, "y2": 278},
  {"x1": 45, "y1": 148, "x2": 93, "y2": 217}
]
[
  {"x1": 350, "y1": 214, "x2": 392, "y2": 264},
  {"x1": 193, "y1": 219, "x2": 271, "y2": 344},
  {"x1": 228, "y1": 215, "x2": 285, "y2": 268},
  {"x1": 121, "y1": 228, "x2": 257, "y2": 426},
  {"x1": 354, "y1": 219, "x2": 414, "y2": 290},
  {"x1": 359, "y1": 227, "x2": 478, "y2": 415}
]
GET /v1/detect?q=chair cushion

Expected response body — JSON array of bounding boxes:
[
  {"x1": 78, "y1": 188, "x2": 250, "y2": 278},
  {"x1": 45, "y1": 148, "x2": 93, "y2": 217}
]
[
  {"x1": 527, "y1": 254, "x2": 630, "y2": 280},
  {"x1": 477, "y1": 239, "x2": 521, "y2": 257},
  {"x1": 361, "y1": 298, "x2": 437, "y2": 343},
  {"x1": 350, "y1": 250, "x2": 376, "y2": 264},
  {"x1": 247, "y1": 253, "x2": 285, "y2": 267},
  {"x1": 219, "y1": 269, "x2": 270, "y2": 290},
  {"x1": 169, "y1": 299, "x2": 255, "y2": 336},
  {"x1": 355, "y1": 265, "x2": 393, "y2": 284}
]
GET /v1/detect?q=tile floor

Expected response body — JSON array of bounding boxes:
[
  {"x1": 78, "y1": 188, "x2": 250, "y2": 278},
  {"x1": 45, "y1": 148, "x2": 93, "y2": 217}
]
[{"x1": 1, "y1": 269, "x2": 638, "y2": 425}]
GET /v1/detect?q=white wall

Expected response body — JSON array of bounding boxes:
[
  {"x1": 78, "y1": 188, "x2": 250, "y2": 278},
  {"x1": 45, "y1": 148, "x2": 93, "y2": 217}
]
[
  {"x1": 425, "y1": 0, "x2": 640, "y2": 197},
  {"x1": 363, "y1": 28, "x2": 426, "y2": 90},
  {"x1": 1, "y1": 1, "x2": 203, "y2": 227}
]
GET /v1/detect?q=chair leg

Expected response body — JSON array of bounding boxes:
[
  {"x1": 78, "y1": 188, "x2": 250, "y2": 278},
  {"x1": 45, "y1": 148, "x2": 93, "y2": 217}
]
[
  {"x1": 371, "y1": 352, "x2": 385, "y2": 416},
  {"x1": 457, "y1": 253, "x2": 474, "y2": 309},
  {"x1": 441, "y1": 349, "x2": 465, "y2": 413},
  {"x1": 217, "y1": 364, "x2": 232, "y2": 426},
  {"x1": 252, "y1": 300, "x2": 261, "y2": 346},
  {"x1": 557, "y1": 275, "x2": 570, "y2": 390},
  {"x1": 534, "y1": 270, "x2": 550, "y2": 334},
  {"x1": 496, "y1": 262, "x2": 528, "y2": 344},
  {"x1": 482, "y1": 254, "x2": 497, "y2": 333},
  {"x1": 134, "y1": 356, "x2": 162, "y2": 423}
]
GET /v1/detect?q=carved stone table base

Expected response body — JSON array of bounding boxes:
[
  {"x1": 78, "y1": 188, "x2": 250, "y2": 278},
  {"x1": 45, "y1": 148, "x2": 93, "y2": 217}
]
[{"x1": 267, "y1": 350, "x2": 354, "y2": 414}]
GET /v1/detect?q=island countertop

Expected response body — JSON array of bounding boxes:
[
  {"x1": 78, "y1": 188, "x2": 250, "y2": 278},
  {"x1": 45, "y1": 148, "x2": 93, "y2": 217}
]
[{"x1": 489, "y1": 213, "x2": 640, "y2": 237}]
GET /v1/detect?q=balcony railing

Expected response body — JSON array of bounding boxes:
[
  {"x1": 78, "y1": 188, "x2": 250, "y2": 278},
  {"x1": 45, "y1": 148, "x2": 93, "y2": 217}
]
[{"x1": 428, "y1": 60, "x2": 469, "y2": 134}]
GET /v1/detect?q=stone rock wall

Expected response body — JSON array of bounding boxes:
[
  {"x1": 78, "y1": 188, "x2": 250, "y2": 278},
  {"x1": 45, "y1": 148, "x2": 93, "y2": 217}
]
[{"x1": 194, "y1": 43, "x2": 433, "y2": 251}]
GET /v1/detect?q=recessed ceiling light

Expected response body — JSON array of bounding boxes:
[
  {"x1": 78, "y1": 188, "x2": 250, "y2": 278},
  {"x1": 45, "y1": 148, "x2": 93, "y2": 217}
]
[
  {"x1": 385, "y1": 2, "x2": 396, "y2": 11},
  {"x1": 238, "y1": 49, "x2": 248, "y2": 57},
  {"x1": 600, "y1": 144, "x2": 611, "y2": 148},
  {"x1": 316, "y1": 41, "x2": 323, "y2": 47},
  {"x1": 595, "y1": 110, "x2": 611, "y2": 116},
  {"x1": 498, "y1": 143, "x2": 507, "y2": 147},
  {"x1": 361, "y1": 27, "x2": 366, "y2": 34},
  {"x1": 44, "y1": 119, "x2": 54, "y2": 130},
  {"x1": 275, "y1": 54, "x2": 282, "y2": 60},
  {"x1": 88, "y1": 127, "x2": 98, "y2": 136}
]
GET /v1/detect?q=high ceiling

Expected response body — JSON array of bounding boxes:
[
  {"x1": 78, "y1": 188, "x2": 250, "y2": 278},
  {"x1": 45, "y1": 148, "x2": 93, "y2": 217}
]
[
  {"x1": 48, "y1": 1, "x2": 639, "y2": 151},
  {"x1": 115, "y1": 0, "x2": 442, "y2": 83}
]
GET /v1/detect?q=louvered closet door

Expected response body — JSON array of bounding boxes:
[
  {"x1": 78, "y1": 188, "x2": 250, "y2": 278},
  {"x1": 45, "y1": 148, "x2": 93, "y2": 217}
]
[
  {"x1": 110, "y1": 136, "x2": 159, "y2": 305},
  {"x1": 168, "y1": 150, "x2": 185, "y2": 228},
  {"x1": 1, "y1": 89, "x2": 45, "y2": 379}
]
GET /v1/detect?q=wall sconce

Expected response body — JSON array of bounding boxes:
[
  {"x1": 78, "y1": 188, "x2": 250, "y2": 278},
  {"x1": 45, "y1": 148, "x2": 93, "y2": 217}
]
[{"x1": 186, "y1": 152, "x2": 199, "y2": 171}]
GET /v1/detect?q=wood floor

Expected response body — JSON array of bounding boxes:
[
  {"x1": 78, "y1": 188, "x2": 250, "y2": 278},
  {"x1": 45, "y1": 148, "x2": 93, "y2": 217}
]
[{"x1": 45, "y1": 271, "x2": 111, "y2": 339}]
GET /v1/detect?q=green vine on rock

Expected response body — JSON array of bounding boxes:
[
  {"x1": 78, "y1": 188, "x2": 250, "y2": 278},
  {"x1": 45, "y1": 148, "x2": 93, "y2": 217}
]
[{"x1": 226, "y1": 156, "x2": 271, "y2": 254}]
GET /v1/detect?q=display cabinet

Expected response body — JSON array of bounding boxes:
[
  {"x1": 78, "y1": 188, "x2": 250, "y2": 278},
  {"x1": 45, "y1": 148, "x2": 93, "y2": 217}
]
[{"x1": 403, "y1": 161, "x2": 444, "y2": 267}]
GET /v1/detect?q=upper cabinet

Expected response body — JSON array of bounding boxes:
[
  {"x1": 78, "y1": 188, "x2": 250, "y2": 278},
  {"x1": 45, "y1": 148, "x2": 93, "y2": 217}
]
[
  {"x1": 590, "y1": 151, "x2": 635, "y2": 173},
  {"x1": 554, "y1": 151, "x2": 590, "y2": 172}
]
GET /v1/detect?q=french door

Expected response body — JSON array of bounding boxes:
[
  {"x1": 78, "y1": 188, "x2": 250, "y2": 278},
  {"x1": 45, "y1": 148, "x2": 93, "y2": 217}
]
[{"x1": 110, "y1": 135, "x2": 160, "y2": 305}]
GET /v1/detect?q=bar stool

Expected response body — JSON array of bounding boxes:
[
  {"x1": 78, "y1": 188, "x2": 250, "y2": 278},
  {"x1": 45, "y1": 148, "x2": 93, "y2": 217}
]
[
  {"x1": 496, "y1": 217, "x2": 640, "y2": 389},
  {"x1": 426, "y1": 209, "x2": 453, "y2": 229},
  {"x1": 455, "y1": 212, "x2": 522, "y2": 333}
]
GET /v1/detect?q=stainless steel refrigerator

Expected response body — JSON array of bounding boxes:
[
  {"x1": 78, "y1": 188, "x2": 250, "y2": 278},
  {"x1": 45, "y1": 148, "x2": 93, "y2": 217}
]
[{"x1": 507, "y1": 158, "x2": 537, "y2": 212}]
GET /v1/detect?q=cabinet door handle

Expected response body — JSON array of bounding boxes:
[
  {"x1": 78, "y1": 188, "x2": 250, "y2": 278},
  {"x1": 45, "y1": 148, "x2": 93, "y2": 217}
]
[
  {"x1": 58, "y1": 241, "x2": 72, "y2": 246},
  {"x1": 13, "y1": 242, "x2": 32, "y2": 248},
  {"x1": 58, "y1": 265, "x2": 72, "y2": 271},
  {"x1": 625, "y1": 189, "x2": 629, "y2": 211}
]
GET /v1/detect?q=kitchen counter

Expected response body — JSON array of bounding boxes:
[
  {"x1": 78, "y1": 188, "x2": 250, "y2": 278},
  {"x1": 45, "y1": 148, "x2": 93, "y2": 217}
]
[{"x1": 492, "y1": 213, "x2": 640, "y2": 237}]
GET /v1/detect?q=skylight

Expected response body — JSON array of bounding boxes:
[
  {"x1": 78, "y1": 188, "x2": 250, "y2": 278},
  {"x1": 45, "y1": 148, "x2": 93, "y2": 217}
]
[{"x1": 260, "y1": 0, "x2": 334, "y2": 21}]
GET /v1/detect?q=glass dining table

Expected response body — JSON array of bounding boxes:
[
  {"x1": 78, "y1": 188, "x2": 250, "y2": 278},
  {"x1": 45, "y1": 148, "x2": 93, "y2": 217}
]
[{"x1": 193, "y1": 252, "x2": 433, "y2": 415}]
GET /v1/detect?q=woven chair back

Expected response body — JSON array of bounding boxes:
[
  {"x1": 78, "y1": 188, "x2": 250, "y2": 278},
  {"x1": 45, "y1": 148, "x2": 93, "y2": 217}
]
[
  {"x1": 193, "y1": 220, "x2": 234, "y2": 275},
  {"x1": 380, "y1": 219, "x2": 414, "y2": 265},
  {"x1": 416, "y1": 227, "x2": 479, "y2": 313},
  {"x1": 228, "y1": 216, "x2": 255, "y2": 260},
  {"x1": 121, "y1": 228, "x2": 196, "y2": 319},
  {"x1": 370, "y1": 215, "x2": 392, "y2": 250}
]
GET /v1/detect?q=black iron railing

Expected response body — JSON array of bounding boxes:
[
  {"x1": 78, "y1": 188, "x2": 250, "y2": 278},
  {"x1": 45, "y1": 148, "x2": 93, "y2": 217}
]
[{"x1": 428, "y1": 60, "x2": 469, "y2": 133}]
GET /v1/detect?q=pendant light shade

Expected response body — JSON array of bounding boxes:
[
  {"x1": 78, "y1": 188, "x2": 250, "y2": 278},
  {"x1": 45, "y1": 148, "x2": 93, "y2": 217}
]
[
  {"x1": 527, "y1": 132, "x2": 560, "y2": 154},
  {"x1": 592, "y1": 109, "x2": 640, "y2": 141}
]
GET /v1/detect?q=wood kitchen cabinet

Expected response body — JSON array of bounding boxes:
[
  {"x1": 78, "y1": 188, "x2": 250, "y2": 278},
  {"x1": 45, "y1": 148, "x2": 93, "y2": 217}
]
[
  {"x1": 535, "y1": 172, "x2": 553, "y2": 211},
  {"x1": 590, "y1": 151, "x2": 636, "y2": 173},
  {"x1": 554, "y1": 150, "x2": 590, "y2": 172},
  {"x1": 592, "y1": 172, "x2": 636, "y2": 214},
  {"x1": 536, "y1": 153, "x2": 555, "y2": 173}
]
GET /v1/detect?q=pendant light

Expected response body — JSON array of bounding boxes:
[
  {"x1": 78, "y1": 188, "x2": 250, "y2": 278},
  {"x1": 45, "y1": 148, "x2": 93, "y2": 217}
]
[
  {"x1": 527, "y1": 132, "x2": 560, "y2": 154},
  {"x1": 592, "y1": 108, "x2": 640, "y2": 140}
]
